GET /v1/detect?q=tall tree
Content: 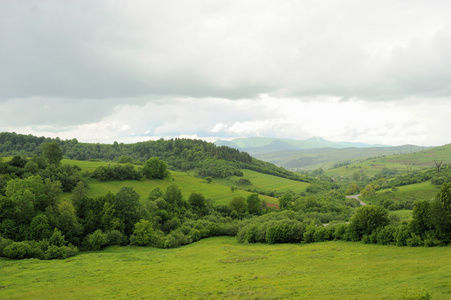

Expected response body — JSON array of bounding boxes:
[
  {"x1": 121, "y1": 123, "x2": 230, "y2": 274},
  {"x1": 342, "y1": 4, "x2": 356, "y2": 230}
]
[{"x1": 42, "y1": 142, "x2": 63, "y2": 167}]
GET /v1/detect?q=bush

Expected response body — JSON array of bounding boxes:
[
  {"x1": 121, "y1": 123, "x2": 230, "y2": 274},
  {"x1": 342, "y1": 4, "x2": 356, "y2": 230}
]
[
  {"x1": 3, "y1": 242, "x2": 32, "y2": 259},
  {"x1": 106, "y1": 230, "x2": 125, "y2": 246},
  {"x1": 86, "y1": 229, "x2": 108, "y2": 251},
  {"x1": 45, "y1": 245, "x2": 67, "y2": 259},
  {"x1": 406, "y1": 233, "x2": 423, "y2": 247}
]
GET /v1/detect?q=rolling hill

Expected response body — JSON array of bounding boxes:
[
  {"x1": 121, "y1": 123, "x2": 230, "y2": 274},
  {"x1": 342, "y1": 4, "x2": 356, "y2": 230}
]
[{"x1": 215, "y1": 136, "x2": 426, "y2": 170}]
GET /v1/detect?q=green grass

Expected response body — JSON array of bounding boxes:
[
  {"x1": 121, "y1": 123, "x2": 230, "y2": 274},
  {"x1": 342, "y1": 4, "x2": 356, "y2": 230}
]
[
  {"x1": 86, "y1": 172, "x2": 279, "y2": 206},
  {"x1": 59, "y1": 159, "x2": 279, "y2": 206},
  {"x1": 61, "y1": 159, "x2": 115, "y2": 172},
  {"x1": 1, "y1": 237, "x2": 450, "y2": 299},
  {"x1": 325, "y1": 144, "x2": 451, "y2": 178},
  {"x1": 217, "y1": 169, "x2": 310, "y2": 194},
  {"x1": 363, "y1": 182, "x2": 440, "y2": 206}
]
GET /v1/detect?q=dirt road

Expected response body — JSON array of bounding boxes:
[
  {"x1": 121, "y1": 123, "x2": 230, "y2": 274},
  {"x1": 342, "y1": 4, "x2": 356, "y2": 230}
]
[{"x1": 346, "y1": 194, "x2": 366, "y2": 206}]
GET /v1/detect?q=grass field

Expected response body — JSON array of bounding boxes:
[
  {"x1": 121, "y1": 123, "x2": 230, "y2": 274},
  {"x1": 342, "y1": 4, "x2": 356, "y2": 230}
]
[
  {"x1": 362, "y1": 181, "x2": 440, "y2": 206},
  {"x1": 86, "y1": 173, "x2": 279, "y2": 206},
  {"x1": 324, "y1": 144, "x2": 451, "y2": 178},
  {"x1": 1, "y1": 237, "x2": 450, "y2": 299},
  {"x1": 59, "y1": 159, "x2": 280, "y2": 206},
  {"x1": 216, "y1": 169, "x2": 310, "y2": 195}
]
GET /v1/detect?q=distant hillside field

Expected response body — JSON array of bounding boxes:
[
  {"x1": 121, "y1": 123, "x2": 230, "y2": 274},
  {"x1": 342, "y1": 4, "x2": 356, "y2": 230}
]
[
  {"x1": 215, "y1": 136, "x2": 428, "y2": 170},
  {"x1": 325, "y1": 143, "x2": 451, "y2": 178},
  {"x1": 1, "y1": 237, "x2": 448, "y2": 299},
  {"x1": 65, "y1": 159, "x2": 279, "y2": 206}
]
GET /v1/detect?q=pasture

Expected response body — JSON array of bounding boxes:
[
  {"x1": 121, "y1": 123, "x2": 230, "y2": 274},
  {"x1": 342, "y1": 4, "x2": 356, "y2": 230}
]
[{"x1": 1, "y1": 237, "x2": 450, "y2": 299}]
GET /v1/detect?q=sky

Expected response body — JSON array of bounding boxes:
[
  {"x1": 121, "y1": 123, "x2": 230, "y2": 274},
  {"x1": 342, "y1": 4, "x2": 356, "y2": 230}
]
[{"x1": 1, "y1": 0, "x2": 451, "y2": 146}]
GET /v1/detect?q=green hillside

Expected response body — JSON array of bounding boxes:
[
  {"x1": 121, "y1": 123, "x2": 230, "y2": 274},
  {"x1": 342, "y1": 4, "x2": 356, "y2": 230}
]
[
  {"x1": 257, "y1": 145, "x2": 426, "y2": 170},
  {"x1": 215, "y1": 136, "x2": 383, "y2": 152},
  {"x1": 1, "y1": 237, "x2": 447, "y2": 299},
  {"x1": 325, "y1": 143, "x2": 451, "y2": 178}
]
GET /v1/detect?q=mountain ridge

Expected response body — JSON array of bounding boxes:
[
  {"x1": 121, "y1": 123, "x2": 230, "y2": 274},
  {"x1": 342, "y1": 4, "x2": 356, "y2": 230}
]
[{"x1": 215, "y1": 136, "x2": 389, "y2": 154}]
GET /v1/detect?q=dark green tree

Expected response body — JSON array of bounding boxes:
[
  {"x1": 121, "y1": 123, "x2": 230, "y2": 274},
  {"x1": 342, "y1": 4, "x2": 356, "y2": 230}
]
[
  {"x1": 111, "y1": 187, "x2": 141, "y2": 236},
  {"x1": 246, "y1": 193, "x2": 262, "y2": 215},
  {"x1": 142, "y1": 157, "x2": 168, "y2": 179},
  {"x1": 229, "y1": 196, "x2": 247, "y2": 215},
  {"x1": 278, "y1": 192, "x2": 293, "y2": 210},
  {"x1": 42, "y1": 142, "x2": 63, "y2": 167},
  {"x1": 349, "y1": 205, "x2": 389, "y2": 238},
  {"x1": 188, "y1": 192, "x2": 207, "y2": 215}
]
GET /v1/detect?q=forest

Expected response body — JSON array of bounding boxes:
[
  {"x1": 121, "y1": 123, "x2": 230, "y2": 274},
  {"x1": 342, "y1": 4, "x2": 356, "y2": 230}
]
[{"x1": 1, "y1": 132, "x2": 451, "y2": 261}]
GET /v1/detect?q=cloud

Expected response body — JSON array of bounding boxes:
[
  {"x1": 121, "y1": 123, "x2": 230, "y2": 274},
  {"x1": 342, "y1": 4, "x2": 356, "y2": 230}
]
[{"x1": 1, "y1": 1, "x2": 451, "y2": 101}]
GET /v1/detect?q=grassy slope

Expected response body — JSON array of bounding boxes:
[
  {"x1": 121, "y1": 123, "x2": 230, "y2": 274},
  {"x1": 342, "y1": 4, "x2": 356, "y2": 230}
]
[
  {"x1": 362, "y1": 181, "x2": 440, "y2": 206},
  {"x1": 216, "y1": 169, "x2": 310, "y2": 194},
  {"x1": 325, "y1": 144, "x2": 451, "y2": 178},
  {"x1": 64, "y1": 159, "x2": 280, "y2": 206},
  {"x1": 1, "y1": 237, "x2": 450, "y2": 299}
]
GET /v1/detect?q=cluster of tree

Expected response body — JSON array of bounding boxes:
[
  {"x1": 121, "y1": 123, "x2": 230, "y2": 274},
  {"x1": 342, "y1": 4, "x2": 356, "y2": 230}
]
[
  {"x1": 278, "y1": 190, "x2": 359, "y2": 223},
  {"x1": 92, "y1": 164, "x2": 143, "y2": 182},
  {"x1": 0, "y1": 132, "x2": 311, "y2": 182},
  {"x1": 236, "y1": 183, "x2": 451, "y2": 247},
  {"x1": 0, "y1": 143, "x2": 84, "y2": 193}
]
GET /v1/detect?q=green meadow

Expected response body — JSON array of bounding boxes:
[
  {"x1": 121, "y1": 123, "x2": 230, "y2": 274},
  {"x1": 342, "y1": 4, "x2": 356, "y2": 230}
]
[
  {"x1": 217, "y1": 169, "x2": 311, "y2": 194},
  {"x1": 62, "y1": 159, "x2": 279, "y2": 205},
  {"x1": 324, "y1": 144, "x2": 451, "y2": 178},
  {"x1": 1, "y1": 237, "x2": 450, "y2": 299},
  {"x1": 362, "y1": 181, "x2": 440, "y2": 206}
]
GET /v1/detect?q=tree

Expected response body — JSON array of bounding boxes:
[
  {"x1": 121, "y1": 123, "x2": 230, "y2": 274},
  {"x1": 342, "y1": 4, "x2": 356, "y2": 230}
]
[
  {"x1": 30, "y1": 213, "x2": 52, "y2": 240},
  {"x1": 164, "y1": 184, "x2": 185, "y2": 209},
  {"x1": 86, "y1": 229, "x2": 108, "y2": 251},
  {"x1": 42, "y1": 142, "x2": 63, "y2": 167},
  {"x1": 430, "y1": 183, "x2": 451, "y2": 242},
  {"x1": 246, "y1": 193, "x2": 262, "y2": 215},
  {"x1": 111, "y1": 187, "x2": 141, "y2": 236},
  {"x1": 278, "y1": 193, "x2": 293, "y2": 210},
  {"x1": 229, "y1": 196, "x2": 247, "y2": 215},
  {"x1": 434, "y1": 159, "x2": 443, "y2": 178},
  {"x1": 188, "y1": 192, "x2": 207, "y2": 215},
  {"x1": 133, "y1": 219, "x2": 155, "y2": 246},
  {"x1": 142, "y1": 157, "x2": 168, "y2": 179},
  {"x1": 349, "y1": 205, "x2": 389, "y2": 238},
  {"x1": 360, "y1": 184, "x2": 376, "y2": 198}
]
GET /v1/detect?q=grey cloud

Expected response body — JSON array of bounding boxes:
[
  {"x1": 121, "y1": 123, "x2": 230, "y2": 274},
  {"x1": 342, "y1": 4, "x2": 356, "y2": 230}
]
[{"x1": 1, "y1": 1, "x2": 451, "y2": 102}]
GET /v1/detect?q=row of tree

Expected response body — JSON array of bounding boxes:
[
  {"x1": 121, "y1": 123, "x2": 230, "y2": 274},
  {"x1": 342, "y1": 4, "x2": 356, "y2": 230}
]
[{"x1": 0, "y1": 132, "x2": 310, "y2": 182}]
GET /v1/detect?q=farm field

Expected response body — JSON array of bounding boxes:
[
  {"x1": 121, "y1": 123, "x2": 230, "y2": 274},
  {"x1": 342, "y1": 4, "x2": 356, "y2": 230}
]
[{"x1": 1, "y1": 237, "x2": 450, "y2": 299}]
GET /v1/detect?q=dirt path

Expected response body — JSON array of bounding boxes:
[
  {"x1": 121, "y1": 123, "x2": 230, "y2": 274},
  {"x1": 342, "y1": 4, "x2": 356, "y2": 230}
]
[{"x1": 346, "y1": 194, "x2": 366, "y2": 206}]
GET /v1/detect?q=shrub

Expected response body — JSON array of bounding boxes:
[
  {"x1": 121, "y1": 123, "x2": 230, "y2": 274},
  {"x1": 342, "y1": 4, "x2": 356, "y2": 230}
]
[
  {"x1": 106, "y1": 230, "x2": 125, "y2": 246},
  {"x1": 86, "y1": 229, "x2": 108, "y2": 251},
  {"x1": 45, "y1": 245, "x2": 67, "y2": 259},
  {"x1": 3, "y1": 242, "x2": 32, "y2": 259}
]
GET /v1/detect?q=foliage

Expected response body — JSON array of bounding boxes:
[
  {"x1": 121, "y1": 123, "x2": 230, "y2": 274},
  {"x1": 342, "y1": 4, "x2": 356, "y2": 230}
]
[
  {"x1": 348, "y1": 205, "x2": 389, "y2": 239},
  {"x1": 142, "y1": 157, "x2": 168, "y2": 179},
  {"x1": 92, "y1": 163, "x2": 143, "y2": 181}
]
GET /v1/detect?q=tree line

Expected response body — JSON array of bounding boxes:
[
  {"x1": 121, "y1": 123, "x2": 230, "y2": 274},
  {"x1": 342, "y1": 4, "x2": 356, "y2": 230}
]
[{"x1": 0, "y1": 132, "x2": 310, "y2": 182}]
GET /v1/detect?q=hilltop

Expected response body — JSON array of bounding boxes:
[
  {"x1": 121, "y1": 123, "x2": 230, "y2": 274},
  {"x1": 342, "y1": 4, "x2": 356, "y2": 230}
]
[{"x1": 215, "y1": 136, "x2": 426, "y2": 170}]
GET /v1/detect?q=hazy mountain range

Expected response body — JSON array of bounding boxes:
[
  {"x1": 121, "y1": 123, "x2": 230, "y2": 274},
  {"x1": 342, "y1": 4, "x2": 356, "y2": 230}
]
[{"x1": 215, "y1": 137, "x2": 425, "y2": 169}]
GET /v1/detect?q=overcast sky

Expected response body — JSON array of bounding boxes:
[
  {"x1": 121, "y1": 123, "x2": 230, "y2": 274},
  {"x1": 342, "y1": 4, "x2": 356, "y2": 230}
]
[{"x1": 1, "y1": 0, "x2": 451, "y2": 146}]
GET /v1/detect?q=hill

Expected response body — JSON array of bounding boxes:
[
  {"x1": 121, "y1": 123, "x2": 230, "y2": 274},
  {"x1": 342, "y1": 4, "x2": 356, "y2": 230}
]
[
  {"x1": 215, "y1": 136, "x2": 426, "y2": 170},
  {"x1": 325, "y1": 143, "x2": 451, "y2": 178},
  {"x1": 215, "y1": 136, "x2": 386, "y2": 154},
  {"x1": 0, "y1": 131, "x2": 310, "y2": 182}
]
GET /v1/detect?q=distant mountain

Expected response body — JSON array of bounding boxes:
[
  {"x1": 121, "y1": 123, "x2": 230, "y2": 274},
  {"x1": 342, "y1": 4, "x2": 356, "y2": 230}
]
[
  {"x1": 214, "y1": 137, "x2": 427, "y2": 169},
  {"x1": 215, "y1": 137, "x2": 388, "y2": 154}
]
